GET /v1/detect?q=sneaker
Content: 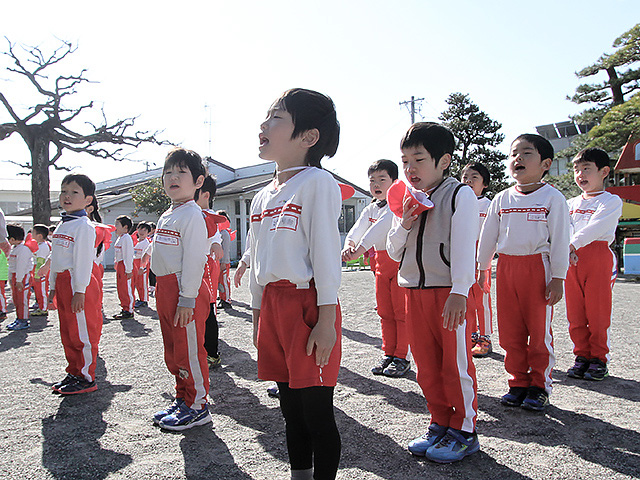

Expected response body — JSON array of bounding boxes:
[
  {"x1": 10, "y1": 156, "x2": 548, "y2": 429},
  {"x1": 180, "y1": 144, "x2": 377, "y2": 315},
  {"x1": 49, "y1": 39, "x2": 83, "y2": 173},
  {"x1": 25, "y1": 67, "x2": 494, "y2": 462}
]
[
  {"x1": 500, "y1": 386, "x2": 528, "y2": 407},
  {"x1": 159, "y1": 403, "x2": 212, "y2": 431},
  {"x1": 207, "y1": 354, "x2": 222, "y2": 368},
  {"x1": 57, "y1": 377, "x2": 97, "y2": 395},
  {"x1": 408, "y1": 423, "x2": 448, "y2": 456},
  {"x1": 113, "y1": 310, "x2": 134, "y2": 320},
  {"x1": 32, "y1": 309, "x2": 49, "y2": 316},
  {"x1": 521, "y1": 386, "x2": 549, "y2": 412},
  {"x1": 152, "y1": 398, "x2": 185, "y2": 425},
  {"x1": 52, "y1": 374, "x2": 79, "y2": 392},
  {"x1": 425, "y1": 428, "x2": 480, "y2": 463},
  {"x1": 134, "y1": 300, "x2": 148, "y2": 308},
  {"x1": 472, "y1": 336, "x2": 492, "y2": 358},
  {"x1": 371, "y1": 355, "x2": 394, "y2": 375},
  {"x1": 217, "y1": 300, "x2": 232, "y2": 309},
  {"x1": 383, "y1": 357, "x2": 411, "y2": 378},
  {"x1": 567, "y1": 356, "x2": 590, "y2": 379},
  {"x1": 584, "y1": 359, "x2": 608, "y2": 381},
  {"x1": 267, "y1": 385, "x2": 280, "y2": 398},
  {"x1": 0, "y1": 312, "x2": 6, "y2": 321},
  {"x1": 7, "y1": 319, "x2": 29, "y2": 330},
  {"x1": 470, "y1": 331, "x2": 479, "y2": 348}
]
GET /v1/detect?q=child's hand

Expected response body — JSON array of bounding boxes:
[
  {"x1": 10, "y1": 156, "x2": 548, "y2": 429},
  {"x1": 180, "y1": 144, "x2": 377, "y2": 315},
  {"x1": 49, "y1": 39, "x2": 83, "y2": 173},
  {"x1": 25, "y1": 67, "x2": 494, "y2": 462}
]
[
  {"x1": 234, "y1": 261, "x2": 248, "y2": 288},
  {"x1": 442, "y1": 293, "x2": 467, "y2": 331},
  {"x1": 306, "y1": 305, "x2": 337, "y2": 367},
  {"x1": 545, "y1": 278, "x2": 564, "y2": 306},
  {"x1": 341, "y1": 247, "x2": 354, "y2": 262},
  {"x1": 126, "y1": 271, "x2": 133, "y2": 279},
  {"x1": 16, "y1": 281, "x2": 24, "y2": 291},
  {"x1": 569, "y1": 244, "x2": 578, "y2": 266},
  {"x1": 477, "y1": 269, "x2": 491, "y2": 293},
  {"x1": 174, "y1": 306, "x2": 194, "y2": 327},
  {"x1": 252, "y1": 309, "x2": 260, "y2": 348},
  {"x1": 38, "y1": 260, "x2": 51, "y2": 278},
  {"x1": 71, "y1": 293, "x2": 85, "y2": 313},
  {"x1": 401, "y1": 197, "x2": 420, "y2": 230}
]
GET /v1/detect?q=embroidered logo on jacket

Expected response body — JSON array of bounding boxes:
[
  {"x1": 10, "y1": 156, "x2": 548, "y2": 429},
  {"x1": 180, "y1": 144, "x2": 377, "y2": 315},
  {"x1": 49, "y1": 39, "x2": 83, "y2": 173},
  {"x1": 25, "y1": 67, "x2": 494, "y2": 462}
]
[
  {"x1": 53, "y1": 234, "x2": 74, "y2": 249},
  {"x1": 252, "y1": 203, "x2": 302, "y2": 232},
  {"x1": 156, "y1": 229, "x2": 180, "y2": 246},
  {"x1": 499, "y1": 207, "x2": 549, "y2": 222}
]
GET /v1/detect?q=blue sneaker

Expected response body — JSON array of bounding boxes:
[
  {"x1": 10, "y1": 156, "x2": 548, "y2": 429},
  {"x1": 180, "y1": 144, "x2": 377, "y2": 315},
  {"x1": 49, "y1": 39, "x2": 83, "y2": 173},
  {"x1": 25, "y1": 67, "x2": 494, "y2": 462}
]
[
  {"x1": 500, "y1": 386, "x2": 528, "y2": 407},
  {"x1": 152, "y1": 398, "x2": 185, "y2": 425},
  {"x1": 425, "y1": 428, "x2": 480, "y2": 463},
  {"x1": 7, "y1": 319, "x2": 29, "y2": 330},
  {"x1": 159, "y1": 403, "x2": 212, "y2": 431},
  {"x1": 408, "y1": 423, "x2": 447, "y2": 456},
  {"x1": 521, "y1": 387, "x2": 549, "y2": 412}
]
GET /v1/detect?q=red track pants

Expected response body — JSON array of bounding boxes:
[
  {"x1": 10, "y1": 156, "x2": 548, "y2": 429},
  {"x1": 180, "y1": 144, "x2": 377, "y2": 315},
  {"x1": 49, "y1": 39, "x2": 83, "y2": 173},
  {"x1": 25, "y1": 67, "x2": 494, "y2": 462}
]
[
  {"x1": 116, "y1": 261, "x2": 134, "y2": 312},
  {"x1": 32, "y1": 272, "x2": 49, "y2": 311},
  {"x1": 374, "y1": 250, "x2": 408, "y2": 359},
  {"x1": 467, "y1": 270, "x2": 492, "y2": 335},
  {"x1": 10, "y1": 273, "x2": 30, "y2": 320}
]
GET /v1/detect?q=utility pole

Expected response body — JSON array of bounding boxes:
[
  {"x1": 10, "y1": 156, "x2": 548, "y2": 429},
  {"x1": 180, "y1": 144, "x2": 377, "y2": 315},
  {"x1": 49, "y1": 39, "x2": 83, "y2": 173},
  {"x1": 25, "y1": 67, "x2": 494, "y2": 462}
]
[{"x1": 399, "y1": 96, "x2": 425, "y2": 123}]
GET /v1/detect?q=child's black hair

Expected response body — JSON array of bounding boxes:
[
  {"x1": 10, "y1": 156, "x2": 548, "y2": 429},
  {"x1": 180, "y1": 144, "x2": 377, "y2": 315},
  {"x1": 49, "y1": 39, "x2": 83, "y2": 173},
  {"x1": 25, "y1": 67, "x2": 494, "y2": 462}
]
[
  {"x1": 136, "y1": 222, "x2": 151, "y2": 233},
  {"x1": 33, "y1": 224, "x2": 50, "y2": 240},
  {"x1": 274, "y1": 88, "x2": 340, "y2": 169},
  {"x1": 400, "y1": 122, "x2": 456, "y2": 168},
  {"x1": 116, "y1": 215, "x2": 133, "y2": 232},
  {"x1": 195, "y1": 175, "x2": 217, "y2": 209},
  {"x1": 61, "y1": 173, "x2": 96, "y2": 198},
  {"x1": 86, "y1": 195, "x2": 102, "y2": 223},
  {"x1": 512, "y1": 134, "x2": 554, "y2": 178},
  {"x1": 572, "y1": 147, "x2": 611, "y2": 170},
  {"x1": 163, "y1": 148, "x2": 207, "y2": 183},
  {"x1": 48, "y1": 225, "x2": 56, "y2": 234},
  {"x1": 462, "y1": 162, "x2": 491, "y2": 194},
  {"x1": 368, "y1": 159, "x2": 398, "y2": 181},
  {"x1": 7, "y1": 224, "x2": 25, "y2": 242},
  {"x1": 216, "y1": 210, "x2": 230, "y2": 221}
]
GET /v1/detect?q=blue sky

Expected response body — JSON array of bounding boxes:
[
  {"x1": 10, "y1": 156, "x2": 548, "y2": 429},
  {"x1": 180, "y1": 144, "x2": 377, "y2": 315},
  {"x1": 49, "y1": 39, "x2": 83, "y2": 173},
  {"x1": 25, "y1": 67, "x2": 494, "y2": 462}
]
[{"x1": 1, "y1": 1, "x2": 639, "y2": 189}]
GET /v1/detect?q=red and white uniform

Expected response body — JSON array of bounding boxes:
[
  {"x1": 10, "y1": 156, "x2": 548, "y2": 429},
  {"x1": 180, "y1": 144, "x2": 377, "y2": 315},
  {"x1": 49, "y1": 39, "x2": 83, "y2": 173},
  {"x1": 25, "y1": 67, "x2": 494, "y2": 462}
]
[
  {"x1": 133, "y1": 237, "x2": 150, "y2": 303},
  {"x1": 217, "y1": 229, "x2": 231, "y2": 302},
  {"x1": 250, "y1": 167, "x2": 342, "y2": 388},
  {"x1": 467, "y1": 196, "x2": 492, "y2": 336},
  {"x1": 346, "y1": 201, "x2": 407, "y2": 359},
  {"x1": 478, "y1": 184, "x2": 570, "y2": 394},
  {"x1": 32, "y1": 241, "x2": 52, "y2": 311},
  {"x1": 50, "y1": 215, "x2": 102, "y2": 382},
  {"x1": 203, "y1": 213, "x2": 222, "y2": 306},
  {"x1": 114, "y1": 233, "x2": 134, "y2": 312},
  {"x1": 9, "y1": 243, "x2": 34, "y2": 320},
  {"x1": 151, "y1": 200, "x2": 210, "y2": 410},
  {"x1": 387, "y1": 177, "x2": 478, "y2": 433},
  {"x1": 566, "y1": 192, "x2": 622, "y2": 364}
]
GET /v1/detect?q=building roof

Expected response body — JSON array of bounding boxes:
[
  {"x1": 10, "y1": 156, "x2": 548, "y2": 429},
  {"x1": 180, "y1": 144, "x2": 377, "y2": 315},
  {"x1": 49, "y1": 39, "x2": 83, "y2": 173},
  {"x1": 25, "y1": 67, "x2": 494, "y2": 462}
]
[{"x1": 614, "y1": 138, "x2": 640, "y2": 173}]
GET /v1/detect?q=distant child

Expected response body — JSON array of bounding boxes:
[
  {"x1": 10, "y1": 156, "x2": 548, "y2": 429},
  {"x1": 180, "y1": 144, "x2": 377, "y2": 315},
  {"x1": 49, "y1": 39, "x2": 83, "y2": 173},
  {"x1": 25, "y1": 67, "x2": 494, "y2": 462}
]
[
  {"x1": 216, "y1": 210, "x2": 232, "y2": 309},
  {"x1": 150, "y1": 148, "x2": 211, "y2": 431},
  {"x1": 460, "y1": 162, "x2": 493, "y2": 357},
  {"x1": 134, "y1": 222, "x2": 152, "y2": 308},
  {"x1": 6, "y1": 224, "x2": 34, "y2": 330},
  {"x1": 565, "y1": 148, "x2": 622, "y2": 381},
  {"x1": 477, "y1": 134, "x2": 570, "y2": 412},
  {"x1": 387, "y1": 122, "x2": 479, "y2": 463},
  {"x1": 86, "y1": 196, "x2": 106, "y2": 303},
  {"x1": 31, "y1": 224, "x2": 52, "y2": 316},
  {"x1": 342, "y1": 159, "x2": 410, "y2": 378},
  {"x1": 195, "y1": 175, "x2": 225, "y2": 367},
  {"x1": 250, "y1": 88, "x2": 342, "y2": 480},
  {"x1": 113, "y1": 215, "x2": 135, "y2": 319},
  {"x1": 0, "y1": 250, "x2": 7, "y2": 320},
  {"x1": 49, "y1": 173, "x2": 102, "y2": 394}
]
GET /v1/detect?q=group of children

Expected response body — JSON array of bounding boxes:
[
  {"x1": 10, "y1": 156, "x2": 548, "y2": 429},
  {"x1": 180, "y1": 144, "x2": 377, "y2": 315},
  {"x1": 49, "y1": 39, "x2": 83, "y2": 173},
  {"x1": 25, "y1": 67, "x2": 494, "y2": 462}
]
[{"x1": 0, "y1": 87, "x2": 624, "y2": 479}]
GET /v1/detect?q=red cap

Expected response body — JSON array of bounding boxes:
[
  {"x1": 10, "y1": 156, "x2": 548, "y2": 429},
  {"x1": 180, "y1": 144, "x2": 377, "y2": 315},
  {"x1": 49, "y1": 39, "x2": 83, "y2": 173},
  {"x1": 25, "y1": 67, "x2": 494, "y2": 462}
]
[{"x1": 386, "y1": 180, "x2": 434, "y2": 218}]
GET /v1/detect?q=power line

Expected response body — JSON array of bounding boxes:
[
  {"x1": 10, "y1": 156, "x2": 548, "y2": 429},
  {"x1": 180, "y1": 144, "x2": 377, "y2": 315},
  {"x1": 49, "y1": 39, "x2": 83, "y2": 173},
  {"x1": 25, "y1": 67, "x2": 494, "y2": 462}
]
[{"x1": 399, "y1": 96, "x2": 425, "y2": 124}]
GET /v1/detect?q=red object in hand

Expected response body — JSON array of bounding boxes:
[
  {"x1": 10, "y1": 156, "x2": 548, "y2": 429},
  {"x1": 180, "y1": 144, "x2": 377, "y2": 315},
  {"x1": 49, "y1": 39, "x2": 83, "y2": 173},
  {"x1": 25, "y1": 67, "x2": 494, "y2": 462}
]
[
  {"x1": 338, "y1": 183, "x2": 355, "y2": 201},
  {"x1": 386, "y1": 180, "x2": 434, "y2": 218}
]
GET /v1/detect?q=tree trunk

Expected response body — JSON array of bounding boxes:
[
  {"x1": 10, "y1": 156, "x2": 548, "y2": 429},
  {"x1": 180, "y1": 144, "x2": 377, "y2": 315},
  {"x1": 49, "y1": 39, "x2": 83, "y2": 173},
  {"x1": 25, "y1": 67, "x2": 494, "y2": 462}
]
[
  {"x1": 607, "y1": 66, "x2": 625, "y2": 106},
  {"x1": 30, "y1": 130, "x2": 52, "y2": 225}
]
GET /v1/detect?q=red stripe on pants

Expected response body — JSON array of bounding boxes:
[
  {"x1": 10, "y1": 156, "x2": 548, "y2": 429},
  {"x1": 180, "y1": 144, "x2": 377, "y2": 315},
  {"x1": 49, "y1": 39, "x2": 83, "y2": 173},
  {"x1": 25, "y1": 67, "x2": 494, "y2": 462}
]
[
  {"x1": 565, "y1": 241, "x2": 616, "y2": 363},
  {"x1": 406, "y1": 288, "x2": 477, "y2": 433},
  {"x1": 116, "y1": 261, "x2": 134, "y2": 312},
  {"x1": 55, "y1": 270, "x2": 103, "y2": 381},
  {"x1": 374, "y1": 250, "x2": 408, "y2": 359},
  {"x1": 156, "y1": 274, "x2": 210, "y2": 410},
  {"x1": 496, "y1": 254, "x2": 555, "y2": 393},
  {"x1": 10, "y1": 273, "x2": 30, "y2": 319}
]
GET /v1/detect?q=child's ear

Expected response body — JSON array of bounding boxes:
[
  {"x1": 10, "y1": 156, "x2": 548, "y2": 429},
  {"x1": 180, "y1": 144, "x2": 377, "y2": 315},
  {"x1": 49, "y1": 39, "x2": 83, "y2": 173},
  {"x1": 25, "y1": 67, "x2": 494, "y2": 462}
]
[
  {"x1": 438, "y1": 153, "x2": 452, "y2": 171},
  {"x1": 301, "y1": 129, "x2": 320, "y2": 148},
  {"x1": 600, "y1": 165, "x2": 611, "y2": 178},
  {"x1": 84, "y1": 195, "x2": 94, "y2": 209},
  {"x1": 541, "y1": 157, "x2": 552, "y2": 172},
  {"x1": 195, "y1": 175, "x2": 205, "y2": 189}
]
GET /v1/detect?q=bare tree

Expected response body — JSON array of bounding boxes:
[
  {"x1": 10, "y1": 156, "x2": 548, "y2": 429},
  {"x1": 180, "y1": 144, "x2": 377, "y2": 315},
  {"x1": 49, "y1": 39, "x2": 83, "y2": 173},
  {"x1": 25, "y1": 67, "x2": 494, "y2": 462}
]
[{"x1": 0, "y1": 38, "x2": 168, "y2": 224}]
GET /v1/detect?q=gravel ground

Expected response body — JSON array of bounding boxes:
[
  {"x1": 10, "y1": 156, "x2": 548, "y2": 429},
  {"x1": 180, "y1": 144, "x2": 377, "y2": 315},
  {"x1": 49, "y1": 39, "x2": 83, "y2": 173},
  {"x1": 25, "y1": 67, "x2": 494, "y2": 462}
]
[{"x1": 0, "y1": 268, "x2": 638, "y2": 480}]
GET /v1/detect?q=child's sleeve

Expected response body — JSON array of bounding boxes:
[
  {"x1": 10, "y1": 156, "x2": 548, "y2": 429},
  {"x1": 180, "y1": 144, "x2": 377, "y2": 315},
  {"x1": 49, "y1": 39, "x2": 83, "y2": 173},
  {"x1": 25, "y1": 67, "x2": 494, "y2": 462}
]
[
  {"x1": 345, "y1": 204, "x2": 372, "y2": 247},
  {"x1": 477, "y1": 196, "x2": 500, "y2": 271},
  {"x1": 386, "y1": 215, "x2": 410, "y2": 262},
  {"x1": 123, "y1": 235, "x2": 134, "y2": 273},
  {"x1": 249, "y1": 222, "x2": 263, "y2": 309},
  {"x1": 17, "y1": 248, "x2": 33, "y2": 281},
  {"x1": 178, "y1": 209, "x2": 208, "y2": 308},
  {"x1": 548, "y1": 191, "x2": 571, "y2": 279},
  {"x1": 358, "y1": 208, "x2": 393, "y2": 252},
  {"x1": 72, "y1": 222, "x2": 97, "y2": 294},
  {"x1": 241, "y1": 231, "x2": 251, "y2": 267},
  {"x1": 571, "y1": 195, "x2": 623, "y2": 250},
  {"x1": 450, "y1": 186, "x2": 479, "y2": 297}
]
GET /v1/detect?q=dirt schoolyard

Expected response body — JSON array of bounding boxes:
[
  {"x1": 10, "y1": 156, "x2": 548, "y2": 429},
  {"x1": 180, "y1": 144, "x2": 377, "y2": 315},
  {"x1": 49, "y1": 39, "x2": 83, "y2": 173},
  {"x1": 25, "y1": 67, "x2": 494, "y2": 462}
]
[{"x1": 0, "y1": 268, "x2": 638, "y2": 480}]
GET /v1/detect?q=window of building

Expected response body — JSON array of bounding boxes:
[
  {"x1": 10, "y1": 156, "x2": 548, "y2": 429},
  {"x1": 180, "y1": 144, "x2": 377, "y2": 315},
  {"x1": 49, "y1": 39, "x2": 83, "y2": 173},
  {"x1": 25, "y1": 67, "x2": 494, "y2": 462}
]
[{"x1": 339, "y1": 204, "x2": 355, "y2": 234}]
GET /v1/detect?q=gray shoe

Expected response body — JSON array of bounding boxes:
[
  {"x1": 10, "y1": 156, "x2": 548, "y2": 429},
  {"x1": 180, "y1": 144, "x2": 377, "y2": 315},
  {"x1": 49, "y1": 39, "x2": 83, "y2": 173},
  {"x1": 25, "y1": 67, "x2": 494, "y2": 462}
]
[{"x1": 371, "y1": 355, "x2": 394, "y2": 375}]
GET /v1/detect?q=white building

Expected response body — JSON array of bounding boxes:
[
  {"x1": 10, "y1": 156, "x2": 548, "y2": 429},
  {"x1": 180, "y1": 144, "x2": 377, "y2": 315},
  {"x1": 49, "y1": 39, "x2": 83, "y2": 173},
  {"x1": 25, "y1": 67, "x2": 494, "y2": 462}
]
[{"x1": 535, "y1": 121, "x2": 594, "y2": 176}]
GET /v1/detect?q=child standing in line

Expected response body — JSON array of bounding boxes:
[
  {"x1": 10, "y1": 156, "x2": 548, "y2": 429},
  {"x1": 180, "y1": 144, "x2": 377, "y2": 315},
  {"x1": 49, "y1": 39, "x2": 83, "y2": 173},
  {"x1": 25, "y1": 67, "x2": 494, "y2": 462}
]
[
  {"x1": 342, "y1": 159, "x2": 410, "y2": 378},
  {"x1": 0, "y1": 250, "x2": 7, "y2": 321},
  {"x1": 460, "y1": 163, "x2": 494, "y2": 358},
  {"x1": 150, "y1": 147, "x2": 211, "y2": 431},
  {"x1": 195, "y1": 175, "x2": 225, "y2": 368},
  {"x1": 387, "y1": 122, "x2": 479, "y2": 464},
  {"x1": 478, "y1": 134, "x2": 570, "y2": 412},
  {"x1": 250, "y1": 88, "x2": 342, "y2": 480},
  {"x1": 49, "y1": 174, "x2": 103, "y2": 394},
  {"x1": 6, "y1": 224, "x2": 34, "y2": 330},
  {"x1": 134, "y1": 222, "x2": 152, "y2": 308},
  {"x1": 31, "y1": 224, "x2": 52, "y2": 316},
  {"x1": 216, "y1": 210, "x2": 232, "y2": 309},
  {"x1": 113, "y1": 215, "x2": 135, "y2": 319},
  {"x1": 565, "y1": 148, "x2": 622, "y2": 381}
]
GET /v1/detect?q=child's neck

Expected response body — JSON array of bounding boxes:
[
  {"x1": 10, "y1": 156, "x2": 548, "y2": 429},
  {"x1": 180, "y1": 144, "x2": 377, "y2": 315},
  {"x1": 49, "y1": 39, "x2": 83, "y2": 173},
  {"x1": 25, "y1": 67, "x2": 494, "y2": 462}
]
[
  {"x1": 422, "y1": 177, "x2": 445, "y2": 194},
  {"x1": 275, "y1": 159, "x2": 308, "y2": 185},
  {"x1": 582, "y1": 187, "x2": 606, "y2": 198},
  {"x1": 515, "y1": 181, "x2": 545, "y2": 194}
]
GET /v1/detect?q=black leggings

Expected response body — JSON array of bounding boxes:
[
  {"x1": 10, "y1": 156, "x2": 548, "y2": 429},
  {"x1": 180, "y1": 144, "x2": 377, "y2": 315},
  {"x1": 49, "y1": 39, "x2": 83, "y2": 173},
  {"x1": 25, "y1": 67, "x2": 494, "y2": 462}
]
[{"x1": 277, "y1": 383, "x2": 341, "y2": 480}]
